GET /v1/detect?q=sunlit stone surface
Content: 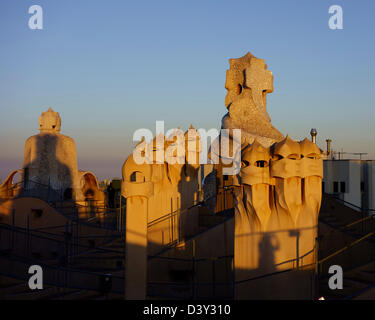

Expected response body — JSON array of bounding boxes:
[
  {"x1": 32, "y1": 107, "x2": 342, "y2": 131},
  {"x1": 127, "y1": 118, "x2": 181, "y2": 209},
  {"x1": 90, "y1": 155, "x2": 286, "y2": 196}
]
[
  {"x1": 222, "y1": 52, "x2": 284, "y2": 148},
  {"x1": 1, "y1": 108, "x2": 104, "y2": 205}
]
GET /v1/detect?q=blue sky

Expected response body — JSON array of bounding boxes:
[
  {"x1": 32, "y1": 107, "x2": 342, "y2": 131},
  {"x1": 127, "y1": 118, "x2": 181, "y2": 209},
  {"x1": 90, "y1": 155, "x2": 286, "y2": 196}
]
[{"x1": 0, "y1": 0, "x2": 374, "y2": 180}]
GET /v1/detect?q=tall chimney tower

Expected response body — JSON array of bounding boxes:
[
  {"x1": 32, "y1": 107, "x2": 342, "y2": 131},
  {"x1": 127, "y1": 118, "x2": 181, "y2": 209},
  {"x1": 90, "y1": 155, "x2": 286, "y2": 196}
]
[
  {"x1": 310, "y1": 128, "x2": 317, "y2": 144},
  {"x1": 326, "y1": 139, "x2": 332, "y2": 156}
]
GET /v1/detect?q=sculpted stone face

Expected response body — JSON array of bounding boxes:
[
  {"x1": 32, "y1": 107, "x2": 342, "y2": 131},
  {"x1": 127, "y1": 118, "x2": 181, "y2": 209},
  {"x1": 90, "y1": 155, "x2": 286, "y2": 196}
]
[
  {"x1": 299, "y1": 137, "x2": 323, "y2": 178},
  {"x1": 234, "y1": 134, "x2": 323, "y2": 293},
  {"x1": 123, "y1": 127, "x2": 203, "y2": 196},
  {"x1": 237, "y1": 136, "x2": 323, "y2": 220},
  {"x1": 271, "y1": 136, "x2": 302, "y2": 179},
  {"x1": 122, "y1": 126, "x2": 202, "y2": 264},
  {"x1": 225, "y1": 53, "x2": 324, "y2": 298},
  {"x1": 240, "y1": 139, "x2": 271, "y2": 186},
  {"x1": 269, "y1": 136, "x2": 323, "y2": 179}
]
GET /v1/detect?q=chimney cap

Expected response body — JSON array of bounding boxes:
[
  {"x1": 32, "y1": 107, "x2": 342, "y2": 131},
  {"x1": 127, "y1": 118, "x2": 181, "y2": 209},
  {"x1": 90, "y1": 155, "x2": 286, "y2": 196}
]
[{"x1": 310, "y1": 128, "x2": 317, "y2": 137}]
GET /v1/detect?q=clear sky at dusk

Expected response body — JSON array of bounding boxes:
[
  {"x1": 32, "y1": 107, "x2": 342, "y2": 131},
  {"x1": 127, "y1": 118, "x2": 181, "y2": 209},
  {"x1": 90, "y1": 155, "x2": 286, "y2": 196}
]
[{"x1": 0, "y1": 0, "x2": 374, "y2": 180}]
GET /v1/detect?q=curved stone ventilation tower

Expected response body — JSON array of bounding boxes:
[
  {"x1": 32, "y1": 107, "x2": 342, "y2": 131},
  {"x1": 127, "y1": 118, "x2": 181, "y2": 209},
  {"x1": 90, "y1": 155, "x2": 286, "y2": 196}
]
[
  {"x1": 0, "y1": 108, "x2": 104, "y2": 208},
  {"x1": 206, "y1": 52, "x2": 323, "y2": 299},
  {"x1": 205, "y1": 52, "x2": 286, "y2": 208},
  {"x1": 122, "y1": 126, "x2": 202, "y2": 299},
  {"x1": 222, "y1": 52, "x2": 284, "y2": 148}
]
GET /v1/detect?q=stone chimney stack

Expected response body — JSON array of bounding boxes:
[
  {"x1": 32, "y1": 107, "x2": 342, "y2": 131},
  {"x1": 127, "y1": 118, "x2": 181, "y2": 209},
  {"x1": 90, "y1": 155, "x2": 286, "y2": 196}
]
[
  {"x1": 310, "y1": 128, "x2": 317, "y2": 144},
  {"x1": 326, "y1": 139, "x2": 332, "y2": 156}
]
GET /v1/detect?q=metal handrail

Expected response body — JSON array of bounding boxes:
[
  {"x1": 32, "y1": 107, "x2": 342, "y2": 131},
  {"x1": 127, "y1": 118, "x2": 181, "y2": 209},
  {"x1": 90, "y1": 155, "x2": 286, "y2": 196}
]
[
  {"x1": 324, "y1": 193, "x2": 375, "y2": 213},
  {"x1": 0, "y1": 252, "x2": 125, "y2": 295},
  {"x1": 147, "y1": 186, "x2": 236, "y2": 227},
  {"x1": 318, "y1": 230, "x2": 375, "y2": 265},
  {"x1": 319, "y1": 212, "x2": 375, "y2": 239},
  {"x1": 343, "y1": 281, "x2": 375, "y2": 300},
  {"x1": 0, "y1": 223, "x2": 124, "y2": 255}
]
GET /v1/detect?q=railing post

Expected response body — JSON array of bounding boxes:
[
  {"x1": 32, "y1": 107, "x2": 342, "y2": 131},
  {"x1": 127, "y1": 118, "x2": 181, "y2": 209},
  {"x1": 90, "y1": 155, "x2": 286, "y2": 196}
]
[
  {"x1": 70, "y1": 221, "x2": 73, "y2": 262},
  {"x1": 11, "y1": 209, "x2": 15, "y2": 251},
  {"x1": 231, "y1": 256, "x2": 235, "y2": 299},
  {"x1": 26, "y1": 213, "x2": 30, "y2": 257},
  {"x1": 65, "y1": 221, "x2": 69, "y2": 266},
  {"x1": 315, "y1": 236, "x2": 319, "y2": 300},
  {"x1": 57, "y1": 241, "x2": 62, "y2": 299},
  {"x1": 192, "y1": 239, "x2": 196, "y2": 299},
  {"x1": 119, "y1": 194, "x2": 122, "y2": 232},
  {"x1": 223, "y1": 187, "x2": 227, "y2": 212},
  {"x1": 212, "y1": 258, "x2": 216, "y2": 298},
  {"x1": 177, "y1": 197, "x2": 180, "y2": 243},
  {"x1": 47, "y1": 177, "x2": 50, "y2": 203},
  {"x1": 122, "y1": 202, "x2": 126, "y2": 233},
  {"x1": 296, "y1": 232, "x2": 300, "y2": 270},
  {"x1": 171, "y1": 198, "x2": 174, "y2": 243}
]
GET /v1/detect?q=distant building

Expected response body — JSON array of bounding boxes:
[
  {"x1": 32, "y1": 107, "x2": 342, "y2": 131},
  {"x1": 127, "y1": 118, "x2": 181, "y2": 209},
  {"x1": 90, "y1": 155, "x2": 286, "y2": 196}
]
[
  {"x1": 363, "y1": 161, "x2": 375, "y2": 212},
  {"x1": 0, "y1": 107, "x2": 105, "y2": 216},
  {"x1": 323, "y1": 159, "x2": 375, "y2": 213}
]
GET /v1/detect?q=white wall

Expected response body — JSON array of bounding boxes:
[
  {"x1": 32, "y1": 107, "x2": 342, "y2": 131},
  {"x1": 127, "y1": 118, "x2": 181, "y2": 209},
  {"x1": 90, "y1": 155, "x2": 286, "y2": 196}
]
[
  {"x1": 323, "y1": 160, "x2": 361, "y2": 210},
  {"x1": 366, "y1": 161, "x2": 375, "y2": 211},
  {"x1": 344, "y1": 161, "x2": 361, "y2": 209}
]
